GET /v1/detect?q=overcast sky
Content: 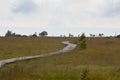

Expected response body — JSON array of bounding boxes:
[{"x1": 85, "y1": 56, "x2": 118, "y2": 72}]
[{"x1": 0, "y1": 0, "x2": 120, "y2": 36}]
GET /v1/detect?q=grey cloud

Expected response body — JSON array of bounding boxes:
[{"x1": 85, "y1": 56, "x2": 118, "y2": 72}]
[
  {"x1": 12, "y1": 0, "x2": 38, "y2": 14},
  {"x1": 48, "y1": 18, "x2": 65, "y2": 27},
  {"x1": 107, "y1": 3, "x2": 120, "y2": 16},
  {"x1": 101, "y1": 0, "x2": 120, "y2": 17}
]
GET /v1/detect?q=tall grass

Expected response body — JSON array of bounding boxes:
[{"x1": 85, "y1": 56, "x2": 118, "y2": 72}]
[
  {"x1": 0, "y1": 37, "x2": 65, "y2": 60},
  {"x1": 0, "y1": 37, "x2": 120, "y2": 80}
]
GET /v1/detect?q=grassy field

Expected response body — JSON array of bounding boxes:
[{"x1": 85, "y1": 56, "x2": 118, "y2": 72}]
[
  {"x1": 0, "y1": 37, "x2": 120, "y2": 80},
  {"x1": 0, "y1": 37, "x2": 66, "y2": 60}
]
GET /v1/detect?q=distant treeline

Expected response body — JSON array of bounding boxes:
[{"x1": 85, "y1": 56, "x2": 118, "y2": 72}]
[
  {"x1": 116, "y1": 35, "x2": 120, "y2": 38},
  {"x1": 1, "y1": 30, "x2": 120, "y2": 38},
  {"x1": 5, "y1": 30, "x2": 48, "y2": 37}
]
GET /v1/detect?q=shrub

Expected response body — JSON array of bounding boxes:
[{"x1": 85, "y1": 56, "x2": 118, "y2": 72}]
[
  {"x1": 81, "y1": 69, "x2": 90, "y2": 80},
  {"x1": 79, "y1": 33, "x2": 87, "y2": 49}
]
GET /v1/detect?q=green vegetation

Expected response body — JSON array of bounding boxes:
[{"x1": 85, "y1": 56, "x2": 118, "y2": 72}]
[
  {"x1": 0, "y1": 37, "x2": 120, "y2": 80},
  {"x1": 5, "y1": 30, "x2": 12, "y2": 37},
  {"x1": 79, "y1": 33, "x2": 87, "y2": 49},
  {"x1": 81, "y1": 68, "x2": 90, "y2": 80},
  {"x1": 116, "y1": 34, "x2": 120, "y2": 38},
  {"x1": 39, "y1": 31, "x2": 48, "y2": 37},
  {"x1": 5, "y1": 30, "x2": 48, "y2": 37},
  {"x1": 0, "y1": 37, "x2": 64, "y2": 60}
]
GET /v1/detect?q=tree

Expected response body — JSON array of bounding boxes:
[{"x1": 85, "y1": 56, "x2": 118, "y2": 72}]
[
  {"x1": 69, "y1": 33, "x2": 74, "y2": 38},
  {"x1": 11, "y1": 33, "x2": 16, "y2": 37},
  {"x1": 15, "y1": 34, "x2": 22, "y2": 37},
  {"x1": 116, "y1": 35, "x2": 120, "y2": 38},
  {"x1": 79, "y1": 33, "x2": 87, "y2": 49},
  {"x1": 39, "y1": 31, "x2": 48, "y2": 37},
  {"x1": 79, "y1": 33, "x2": 86, "y2": 41},
  {"x1": 89, "y1": 34, "x2": 95, "y2": 37},
  {"x1": 5, "y1": 30, "x2": 12, "y2": 37},
  {"x1": 99, "y1": 33, "x2": 104, "y2": 37},
  {"x1": 32, "y1": 32, "x2": 37, "y2": 37},
  {"x1": 5, "y1": 30, "x2": 23, "y2": 37}
]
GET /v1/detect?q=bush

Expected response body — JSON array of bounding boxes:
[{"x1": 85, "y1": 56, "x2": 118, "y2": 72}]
[
  {"x1": 79, "y1": 33, "x2": 87, "y2": 49},
  {"x1": 80, "y1": 39, "x2": 87, "y2": 49},
  {"x1": 81, "y1": 69, "x2": 90, "y2": 80}
]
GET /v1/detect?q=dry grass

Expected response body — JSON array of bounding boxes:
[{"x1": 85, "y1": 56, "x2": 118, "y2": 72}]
[
  {"x1": 0, "y1": 37, "x2": 66, "y2": 60},
  {"x1": 0, "y1": 37, "x2": 120, "y2": 80}
]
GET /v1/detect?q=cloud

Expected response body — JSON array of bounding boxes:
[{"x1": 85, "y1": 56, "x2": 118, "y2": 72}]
[
  {"x1": 103, "y1": 0, "x2": 120, "y2": 17},
  {"x1": 12, "y1": 0, "x2": 38, "y2": 14},
  {"x1": 0, "y1": 0, "x2": 120, "y2": 29}
]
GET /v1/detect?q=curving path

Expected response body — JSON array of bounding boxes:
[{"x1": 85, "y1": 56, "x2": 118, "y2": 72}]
[{"x1": 0, "y1": 41, "x2": 77, "y2": 68}]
